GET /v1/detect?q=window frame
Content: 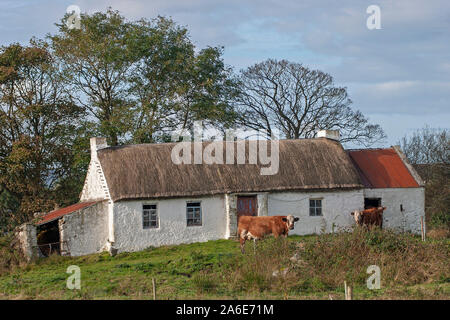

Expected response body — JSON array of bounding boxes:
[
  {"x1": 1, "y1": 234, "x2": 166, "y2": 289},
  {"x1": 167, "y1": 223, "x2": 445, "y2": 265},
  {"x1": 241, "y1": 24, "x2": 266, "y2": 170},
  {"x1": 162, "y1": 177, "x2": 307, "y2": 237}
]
[
  {"x1": 309, "y1": 198, "x2": 323, "y2": 216},
  {"x1": 186, "y1": 201, "x2": 202, "y2": 227},
  {"x1": 142, "y1": 203, "x2": 159, "y2": 229}
]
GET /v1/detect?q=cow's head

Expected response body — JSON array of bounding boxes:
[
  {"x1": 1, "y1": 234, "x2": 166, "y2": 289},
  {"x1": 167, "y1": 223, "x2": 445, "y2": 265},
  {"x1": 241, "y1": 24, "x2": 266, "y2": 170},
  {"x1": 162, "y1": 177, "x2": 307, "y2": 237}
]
[
  {"x1": 282, "y1": 215, "x2": 300, "y2": 230},
  {"x1": 351, "y1": 210, "x2": 364, "y2": 225}
]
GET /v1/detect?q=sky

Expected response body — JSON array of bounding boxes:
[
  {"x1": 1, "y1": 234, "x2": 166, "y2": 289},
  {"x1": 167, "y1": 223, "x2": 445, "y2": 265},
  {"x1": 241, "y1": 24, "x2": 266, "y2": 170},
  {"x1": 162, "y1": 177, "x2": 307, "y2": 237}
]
[{"x1": 1, "y1": 0, "x2": 449, "y2": 147}]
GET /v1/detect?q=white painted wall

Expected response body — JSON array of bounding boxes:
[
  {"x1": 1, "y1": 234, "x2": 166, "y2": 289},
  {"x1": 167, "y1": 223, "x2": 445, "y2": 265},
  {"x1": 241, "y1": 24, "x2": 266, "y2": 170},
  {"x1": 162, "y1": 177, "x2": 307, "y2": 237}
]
[
  {"x1": 64, "y1": 184, "x2": 424, "y2": 256},
  {"x1": 112, "y1": 195, "x2": 227, "y2": 253},
  {"x1": 363, "y1": 188, "x2": 425, "y2": 234},
  {"x1": 267, "y1": 190, "x2": 364, "y2": 235},
  {"x1": 59, "y1": 202, "x2": 109, "y2": 256},
  {"x1": 79, "y1": 159, "x2": 110, "y2": 202}
]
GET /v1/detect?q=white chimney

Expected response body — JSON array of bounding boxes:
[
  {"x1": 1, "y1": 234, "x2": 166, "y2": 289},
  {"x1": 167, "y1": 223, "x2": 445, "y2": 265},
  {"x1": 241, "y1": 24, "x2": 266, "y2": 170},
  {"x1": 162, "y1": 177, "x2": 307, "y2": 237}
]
[
  {"x1": 90, "y1": 137, "x2": 108, "y2": 158},
  {"x1": 317, "y1": 129, "x2": 340, "y2": 141}
]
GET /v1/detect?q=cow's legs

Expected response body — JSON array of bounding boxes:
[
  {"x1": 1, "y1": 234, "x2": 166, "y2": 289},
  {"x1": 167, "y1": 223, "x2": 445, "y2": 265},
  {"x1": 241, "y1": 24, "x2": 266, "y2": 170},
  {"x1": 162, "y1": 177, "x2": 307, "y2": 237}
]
[
  {"x1": 239, "y1": 229, "x2": 248, "y2": 254},
  {"x1": 240, "y1": 237, "x2": 246, "y2": 254}
]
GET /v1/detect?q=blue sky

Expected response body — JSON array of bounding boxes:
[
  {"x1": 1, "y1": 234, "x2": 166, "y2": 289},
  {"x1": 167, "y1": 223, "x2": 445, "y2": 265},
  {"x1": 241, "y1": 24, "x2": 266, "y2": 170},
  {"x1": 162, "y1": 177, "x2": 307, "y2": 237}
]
[{"x1": 1, "y1": 0, "x2": 449, "y2": 146}]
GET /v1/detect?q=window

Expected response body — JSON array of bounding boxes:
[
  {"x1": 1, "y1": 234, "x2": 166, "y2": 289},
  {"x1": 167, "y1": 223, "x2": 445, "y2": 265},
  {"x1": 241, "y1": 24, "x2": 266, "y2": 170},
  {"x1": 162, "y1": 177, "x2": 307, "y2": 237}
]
[
  {"x1": 309, "y1": 199, "x2": 322, "y2": 216},
  {"x1": 143, "y1": 204, "x2": 158, "y2": 229},
  {"x1": 186, "y1": 202, "x2": 202, "y2": 226}
]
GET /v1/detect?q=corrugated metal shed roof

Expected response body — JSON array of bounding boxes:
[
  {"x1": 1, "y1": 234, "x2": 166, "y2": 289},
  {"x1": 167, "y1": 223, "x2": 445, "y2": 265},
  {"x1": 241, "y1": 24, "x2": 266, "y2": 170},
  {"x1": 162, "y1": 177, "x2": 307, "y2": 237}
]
[
  {"x1": 347, "y1": 148, "x2": 419, "y2": 188},
  {"x1": 37, "y1": 201, "x2": 99, "y2": 225}
]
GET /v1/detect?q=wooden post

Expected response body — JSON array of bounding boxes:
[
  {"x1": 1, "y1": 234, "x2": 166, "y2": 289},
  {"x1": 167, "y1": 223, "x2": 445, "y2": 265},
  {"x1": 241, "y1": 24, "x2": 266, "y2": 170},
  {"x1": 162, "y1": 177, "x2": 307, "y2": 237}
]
[
  {"x1": 423, "y1": 218, "x2": 426, "y2": 241},
  {"x1": 152, "y1": 278, "x2": 156, "y2": 300},
  {"x1": 420, "y1": 217, "x2": 425, "y2": 242},
  {"x1": 344, "y1": 281, "x2": 352, "y2": 300}
]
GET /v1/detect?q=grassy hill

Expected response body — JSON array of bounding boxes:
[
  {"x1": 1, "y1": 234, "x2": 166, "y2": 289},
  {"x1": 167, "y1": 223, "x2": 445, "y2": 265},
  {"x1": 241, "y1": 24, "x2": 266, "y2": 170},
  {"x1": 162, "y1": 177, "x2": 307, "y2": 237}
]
[{"x1": 0, "y1": 229, "x2": 449, "y2": 300}]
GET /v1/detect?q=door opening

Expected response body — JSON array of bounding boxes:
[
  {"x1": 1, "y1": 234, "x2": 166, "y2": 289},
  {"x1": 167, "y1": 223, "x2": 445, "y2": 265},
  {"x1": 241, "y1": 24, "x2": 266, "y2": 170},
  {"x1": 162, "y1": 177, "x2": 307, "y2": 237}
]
[
  {"x1": 364, "y1": 198, "x2": 381, "y2": 209},
  {"x1": 36, "y1": 220, "x2": 61, "y2": 257},
  {"x1": 237, "y1": 196, "x2": 257, "y2": 225}
]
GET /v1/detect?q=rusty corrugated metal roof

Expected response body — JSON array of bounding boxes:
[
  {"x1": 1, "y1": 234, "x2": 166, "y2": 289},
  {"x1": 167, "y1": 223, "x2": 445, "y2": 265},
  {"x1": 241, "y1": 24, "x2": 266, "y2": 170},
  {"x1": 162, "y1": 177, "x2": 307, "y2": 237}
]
[
  {"x1": 347, "y1": 148, "x2": 419, "y2": 188},
  {"x1": 37, "y1": 201, "x2": 99, "y2": 225}
]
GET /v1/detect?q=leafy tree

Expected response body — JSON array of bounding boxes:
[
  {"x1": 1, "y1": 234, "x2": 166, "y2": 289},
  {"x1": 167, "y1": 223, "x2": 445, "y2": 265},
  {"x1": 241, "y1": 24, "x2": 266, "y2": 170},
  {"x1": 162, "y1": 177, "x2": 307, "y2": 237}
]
[
  {"x1": 0, "y1": 41, "x2": 85, "y2": 228},
  {"x1": 51, "y1": 10, "x2": 238, "y2": 145},
  {"x1": 50, "y1": 9, "x2": 135, "y2": 146},
  {"x1": 234, "y1": 59, "x2": 385, "y2": 145}
]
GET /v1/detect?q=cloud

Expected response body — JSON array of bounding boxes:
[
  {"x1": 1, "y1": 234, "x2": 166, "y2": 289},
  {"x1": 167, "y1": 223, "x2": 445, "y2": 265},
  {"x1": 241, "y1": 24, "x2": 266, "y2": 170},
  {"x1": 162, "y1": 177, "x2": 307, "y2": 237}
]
[{"x1": 1, "y1": 0, "x2": 449, "y2": 145}]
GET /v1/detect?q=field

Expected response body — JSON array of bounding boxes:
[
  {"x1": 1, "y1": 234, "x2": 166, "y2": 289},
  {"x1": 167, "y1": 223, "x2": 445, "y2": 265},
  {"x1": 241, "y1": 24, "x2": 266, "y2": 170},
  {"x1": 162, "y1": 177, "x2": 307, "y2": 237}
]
[{"x1": 0, "y1": 228, "x2": 449, "y2": 300}]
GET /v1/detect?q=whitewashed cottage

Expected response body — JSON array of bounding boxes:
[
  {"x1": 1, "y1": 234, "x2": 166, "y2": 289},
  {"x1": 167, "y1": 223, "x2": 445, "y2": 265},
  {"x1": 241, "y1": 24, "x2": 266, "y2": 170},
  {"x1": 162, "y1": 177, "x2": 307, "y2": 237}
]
[{"x1": 17, "y1": 130, "x2": 425, "y2": 258}]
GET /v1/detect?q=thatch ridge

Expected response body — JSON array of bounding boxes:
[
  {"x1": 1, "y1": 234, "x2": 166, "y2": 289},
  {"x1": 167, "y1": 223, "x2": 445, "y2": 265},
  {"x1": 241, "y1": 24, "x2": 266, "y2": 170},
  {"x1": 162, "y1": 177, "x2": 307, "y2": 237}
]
[{"x1": 97, "y1": 138, "x2": 363, "y2": 201}]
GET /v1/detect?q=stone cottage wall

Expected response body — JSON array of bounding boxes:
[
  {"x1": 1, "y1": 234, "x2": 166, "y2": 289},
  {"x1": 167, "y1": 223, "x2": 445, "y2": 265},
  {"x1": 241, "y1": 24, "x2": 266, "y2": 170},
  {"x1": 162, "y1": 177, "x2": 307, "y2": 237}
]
[{"x1": 59, "y1": 201, "x2": 109, "y2": 256}]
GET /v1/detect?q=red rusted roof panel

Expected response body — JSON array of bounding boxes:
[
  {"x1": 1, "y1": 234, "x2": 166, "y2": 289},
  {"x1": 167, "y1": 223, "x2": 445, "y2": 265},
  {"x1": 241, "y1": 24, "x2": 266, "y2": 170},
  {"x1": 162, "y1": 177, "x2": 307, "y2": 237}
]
[
  {"x1": 37, "y1": 201, "x2": 99, "y2": 225},
  {"x1": 347, "y1": 148, "x2": 419, "y2": 188}
]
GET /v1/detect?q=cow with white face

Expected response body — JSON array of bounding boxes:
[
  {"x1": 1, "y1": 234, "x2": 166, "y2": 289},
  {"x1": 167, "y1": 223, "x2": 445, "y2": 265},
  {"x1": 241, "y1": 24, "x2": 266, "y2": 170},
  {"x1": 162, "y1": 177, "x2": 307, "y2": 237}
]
[
  {"x1": 351, "y1": 207, "x2": 385, "y2": 228},
  {"x1": 351, "y1": 210, "x2": 364, "y2": 225},
  {"x1": 238, "y1": 214, "x2": 300, "y2": 253},
  {"x1": 282, "y1": 215, "x2": 300, "y2": 230}
]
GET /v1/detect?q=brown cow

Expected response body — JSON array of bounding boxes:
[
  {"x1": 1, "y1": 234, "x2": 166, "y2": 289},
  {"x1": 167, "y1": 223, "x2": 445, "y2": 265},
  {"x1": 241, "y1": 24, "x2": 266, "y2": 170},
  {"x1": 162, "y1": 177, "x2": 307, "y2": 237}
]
[
  {"x1": 351, "y1": 206, "x2": 386, "y2": 228},
  {"x1": 238, "y1": 215, "x2": 299, "y2": 253}
]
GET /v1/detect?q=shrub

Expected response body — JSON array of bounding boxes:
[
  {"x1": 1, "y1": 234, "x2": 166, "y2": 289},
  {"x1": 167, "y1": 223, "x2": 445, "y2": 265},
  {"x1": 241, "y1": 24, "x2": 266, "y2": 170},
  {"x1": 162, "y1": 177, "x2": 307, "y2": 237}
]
[
  {"x1": 296, "y1": 227, "x2": 449, "y2": 288},
  {"x1": 430, "y1": 211, "x2": 450, "y2": 230},
  {"x1": 192, "y1": 272, "x2": 217, "y2": 293},
  {"x1": 226, "y1": 237, "x2": 296, "y2": 294},
  {"x1": 0, "y1": 234, "x2": 27, "y2": 275},
  {"x1": 428, "y1": 228, "x2": 450, "y2": 240},
  {"x1": 223, "y1": 228, "x2": 449, "y2": 295}
]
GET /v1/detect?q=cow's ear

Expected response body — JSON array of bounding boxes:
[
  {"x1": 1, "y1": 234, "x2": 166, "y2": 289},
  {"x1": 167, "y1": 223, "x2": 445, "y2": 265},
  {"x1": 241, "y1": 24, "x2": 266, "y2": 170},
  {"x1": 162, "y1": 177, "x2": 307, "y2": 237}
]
[
  {"x1": 282, "y1": 218, "x2": 287, "y2": 222},
  {"x1": 294, "y1": 217, "x2": 299, "y2": 222}
]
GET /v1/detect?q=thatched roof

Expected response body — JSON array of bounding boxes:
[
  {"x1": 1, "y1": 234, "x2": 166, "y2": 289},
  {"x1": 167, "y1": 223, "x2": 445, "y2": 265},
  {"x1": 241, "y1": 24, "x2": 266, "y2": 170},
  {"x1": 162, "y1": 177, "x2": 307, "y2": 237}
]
[{"x1": 97, "y1": 138, "x2": 363, "y2": 201}]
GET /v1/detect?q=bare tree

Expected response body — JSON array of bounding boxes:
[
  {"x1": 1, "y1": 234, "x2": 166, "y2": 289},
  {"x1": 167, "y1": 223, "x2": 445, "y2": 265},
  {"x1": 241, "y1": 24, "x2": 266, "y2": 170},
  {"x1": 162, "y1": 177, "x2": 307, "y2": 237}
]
[
  {"x1": 234, "y1": 59, "x2": 385, "y2": 146},
  {"x1": 399, "y1": 126, "x2": 449, "y2": 229},
  {"x1": 399, "y1": 126, "x2": 449, "y2": 166}
]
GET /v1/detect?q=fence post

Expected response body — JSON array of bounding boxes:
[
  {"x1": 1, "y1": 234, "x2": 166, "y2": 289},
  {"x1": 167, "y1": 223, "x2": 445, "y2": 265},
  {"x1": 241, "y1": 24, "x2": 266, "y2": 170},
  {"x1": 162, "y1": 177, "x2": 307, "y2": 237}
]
[
  {"x1": 152, "y1": 278, "x2": 156, "y2": 300},
  {"x1": 344, "y1": 281, "x2": 353, "y2": 300},
  {"x1": 420, "y1": 216, "x2": 425, "y2": 241},
  {"x1": 344, "y1": 281, "x2": 347, "y2": 299}
]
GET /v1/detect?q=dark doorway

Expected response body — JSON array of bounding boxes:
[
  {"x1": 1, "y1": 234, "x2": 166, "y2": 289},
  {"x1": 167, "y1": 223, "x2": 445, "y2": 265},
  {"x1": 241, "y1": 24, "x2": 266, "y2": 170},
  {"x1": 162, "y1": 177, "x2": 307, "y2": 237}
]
[
  {"x1": 364, "y1": 198, "x2": 381, "y2": 209},
  {"x1": 237, "y1": 196, "x2": 257, "y2": 224},
  {"x1": 36, "y1": 220, "x2": 61, "y2": 257}
]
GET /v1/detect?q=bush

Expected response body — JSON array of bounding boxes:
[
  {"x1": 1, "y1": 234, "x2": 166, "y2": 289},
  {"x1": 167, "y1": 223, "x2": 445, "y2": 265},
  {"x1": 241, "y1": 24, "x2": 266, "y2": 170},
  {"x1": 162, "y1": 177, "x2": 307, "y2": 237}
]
[
  {"x1": 192, "y1": 272, "x2": 217, "y2": 293},
  {"x1": 296, "y1": 227, "x2": 449, "y2": 288},
  {"x1": 0, "y1": 234, "x2": 27, "y2": 275},
  {"x1": 223, "y1": 228, "x2": 450, "y2": 296},
  {"x1": 428, "y1": 228, "x2": 450, "y2": 240},
  {"x1": 430, "y1": 211, "x2": 450, "y2": 230},
  {"x1": 226, "y1": 237, "x2": 297, "y2": 294}
]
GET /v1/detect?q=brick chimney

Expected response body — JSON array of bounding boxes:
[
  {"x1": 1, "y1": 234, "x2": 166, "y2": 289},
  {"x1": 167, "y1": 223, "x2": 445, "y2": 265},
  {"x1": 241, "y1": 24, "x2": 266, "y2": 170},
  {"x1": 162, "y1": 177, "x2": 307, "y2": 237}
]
[{"x1": 317, "y1": 129, "x2": 340, "y2": 141}]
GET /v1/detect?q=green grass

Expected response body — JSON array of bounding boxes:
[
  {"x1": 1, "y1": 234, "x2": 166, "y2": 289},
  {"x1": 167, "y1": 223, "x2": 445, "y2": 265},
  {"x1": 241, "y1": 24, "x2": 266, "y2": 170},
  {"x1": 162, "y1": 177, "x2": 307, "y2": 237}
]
[{"x1": 0, "y1": 233, "x2": 448, "y2": 300}]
